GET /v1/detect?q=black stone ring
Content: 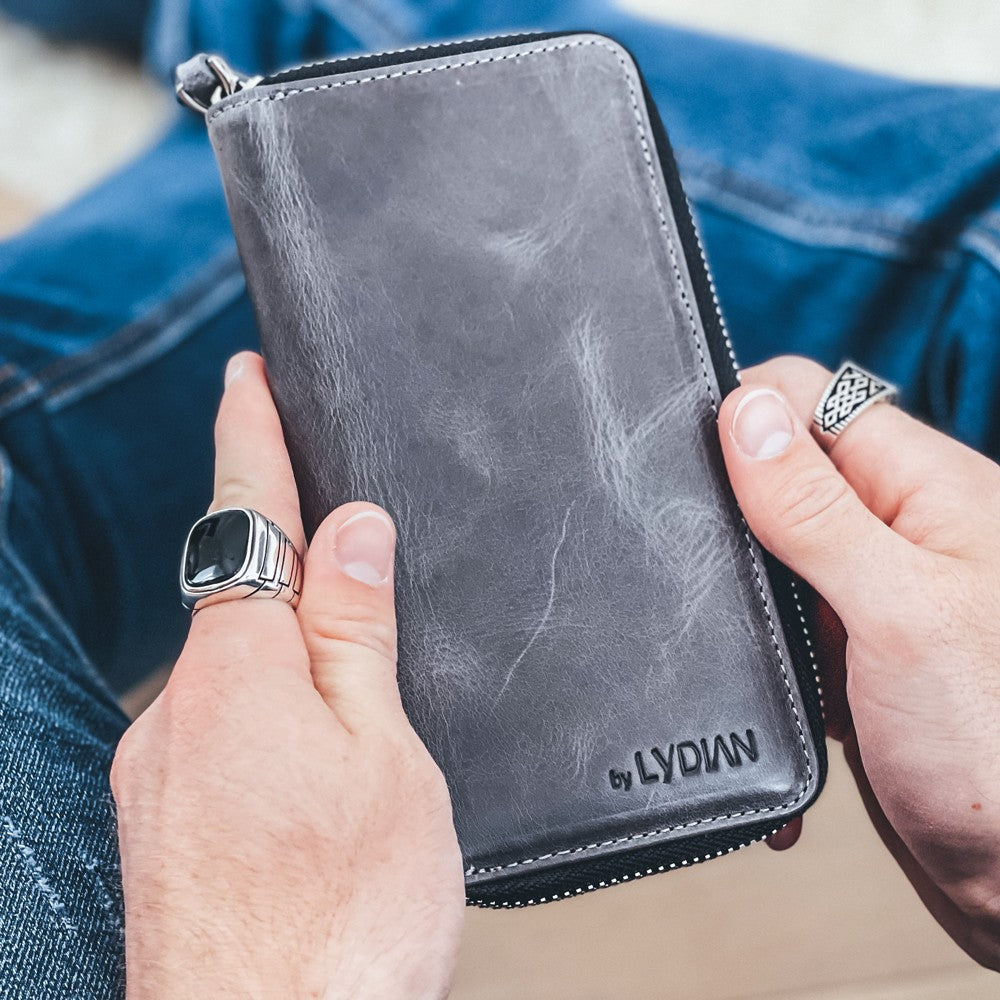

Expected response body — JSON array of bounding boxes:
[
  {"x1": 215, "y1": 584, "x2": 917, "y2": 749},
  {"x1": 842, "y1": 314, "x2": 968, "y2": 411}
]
[{"x1": 180, "y1": 507, "x2": 303, "y2": 612}]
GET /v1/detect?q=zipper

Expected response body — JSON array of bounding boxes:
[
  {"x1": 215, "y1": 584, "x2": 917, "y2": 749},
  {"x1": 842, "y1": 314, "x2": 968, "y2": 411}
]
[
  {"x1": 175, "y1": 31, "x2": 564, "y2": 116},
  {"x1": 469, "y1": 824, "x2": 781, "y2": 908}
]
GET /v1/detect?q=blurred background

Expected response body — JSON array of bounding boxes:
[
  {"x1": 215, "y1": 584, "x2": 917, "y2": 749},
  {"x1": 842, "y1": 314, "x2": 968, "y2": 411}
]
[
  {"x1": 1, "y1": 2, "x2": 999, "y2": 998},
  {"x1": 3, "y1": 0, "x2": 1000, "y2": 240}
]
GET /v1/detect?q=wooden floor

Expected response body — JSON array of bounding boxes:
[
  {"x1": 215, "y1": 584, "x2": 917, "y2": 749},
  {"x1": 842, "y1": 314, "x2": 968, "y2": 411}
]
[{"x1": 2, "y1": 3, "x2": 998, "y2": 996}]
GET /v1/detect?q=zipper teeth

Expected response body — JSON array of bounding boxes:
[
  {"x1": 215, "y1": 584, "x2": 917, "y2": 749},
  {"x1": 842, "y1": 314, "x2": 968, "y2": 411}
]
[
  {"x1": 260, "y1": 30, "x2": 553, "y2": 86},
  {"x1": 681, "y1": 192, "x2": 738, "y2": 374},
  {"x1": 468, "y1": 826, "x2": 780, "y2": 909}
]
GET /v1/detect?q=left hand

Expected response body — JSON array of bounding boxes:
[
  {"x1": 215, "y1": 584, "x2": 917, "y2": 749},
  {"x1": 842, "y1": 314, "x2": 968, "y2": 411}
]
[{"x1": 111, "y1": 352, "x2": 465, "y2": 999}]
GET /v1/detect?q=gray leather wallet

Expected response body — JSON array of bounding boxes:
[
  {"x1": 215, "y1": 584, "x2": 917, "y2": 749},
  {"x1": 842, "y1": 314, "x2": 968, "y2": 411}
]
[{"x1": 177, "y1": 31, "x2": 827, "y2": 907}]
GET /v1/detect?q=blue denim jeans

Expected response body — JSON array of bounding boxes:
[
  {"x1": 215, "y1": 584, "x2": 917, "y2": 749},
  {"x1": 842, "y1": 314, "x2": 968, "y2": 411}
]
[{"x1": 0, "y1": 0, "x2": 998, "y2": 993}]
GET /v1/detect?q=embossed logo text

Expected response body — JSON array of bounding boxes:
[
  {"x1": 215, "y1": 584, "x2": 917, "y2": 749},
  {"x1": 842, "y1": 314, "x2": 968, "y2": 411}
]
[{"x1": 609, "y1": 729, "x2": 759, "y2": 790}]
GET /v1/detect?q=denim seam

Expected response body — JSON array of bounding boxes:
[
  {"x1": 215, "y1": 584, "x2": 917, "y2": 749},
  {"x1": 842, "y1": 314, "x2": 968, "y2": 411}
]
[
  {"x1": 43, "y1": 248, "x2": 244, "y2": 412},
  {"x1": 684, "y1": 177, "x2": 950, "y2": 264},
  {"x1": 0, "y1": 449, "x2": 97, "y2": 674},
  {"x1": 81, "y1": 853, "x2": 125, "y2": 942},
  {"x1": 0, "y1": 243, "x2": 228, "y2": 363},
  {"x1": 678, "y1": 152, "x2": 918, "y2": 235},
  {"x1": 44, "y1": 263, "x2": 246, "y2": 413},
  {"x1": 0, "y1": 247, "x2": 244, "y2": 420},
  {"x1": 694, "y1": 184, "x2": 1000, "y2": 279},
  {"x1": 680, "y1": 152, "x2": 1000, "y2": 273},
  {"x1": 962, "y1": 229, "x2": 1000, "y2": 274},
  {"x1": 321, "y1": 0, "x2": 414, "y2": 46},
  {"x1": 0, "y1": 371, "x2": 43, "y2": 421},
  {"x1": 2, "y1": 816, "x2": 78, "y2": 937}
]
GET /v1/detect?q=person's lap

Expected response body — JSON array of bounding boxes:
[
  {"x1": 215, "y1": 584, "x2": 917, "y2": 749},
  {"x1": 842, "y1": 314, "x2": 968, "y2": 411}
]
[{"x1": 0, "y1": 0, "x2": 998, "y2": 992}]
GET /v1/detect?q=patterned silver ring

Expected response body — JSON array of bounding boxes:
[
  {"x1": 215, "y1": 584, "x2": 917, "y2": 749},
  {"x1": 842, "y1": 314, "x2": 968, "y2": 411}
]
[
  {"x1": 813, "y1": 361, "x2": 898, "y2": 439},
  {"x1": 180, "y1": 507, "x2": 303, "y2": 612}
]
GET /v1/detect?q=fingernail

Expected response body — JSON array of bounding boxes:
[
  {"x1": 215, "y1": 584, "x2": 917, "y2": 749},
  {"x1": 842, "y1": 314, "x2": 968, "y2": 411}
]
[
  {"x1": 224, "y1": 355, "x2": 244, "y2": 386},
  {"x1": 334, "y1": 511, "x2": 395, "y2": 587},
  {"x1": 731, "y1": 388, "x2": 794, "y2": 460}
]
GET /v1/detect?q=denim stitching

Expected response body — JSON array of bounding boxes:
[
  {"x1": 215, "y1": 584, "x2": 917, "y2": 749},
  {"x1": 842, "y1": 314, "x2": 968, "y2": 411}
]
[
  {"x1": 80, "y1": 855, "x2": 124, "y2": 941},
  {"x1": 44, "y1": 263, "x2": 245, "y2": 413},
  {"x1": 0, "y1": 371, "x2": 44, "y2": 419},
  {"x1": 679, "y1": 151, "x2": 920, "y2": 239},
  {"x1": 693, "y1": 179, "x2": 1000, "y2": 279},
  {"x1": 680, "y1": 151, "x2": 1000, "y2": 275},
  {"x1": 2, "y1": 816, "x2": 77, "y2": 935},
  {"x1": 41, "y1": 249, "x2": 244, "y2": 412},
  {"x1": 0, "y1": 247, "x2": 243, "y2": 420},
  {"x1": 0, "y1": 449, "x2": 96, "y2": 673},
  {"x1": 30, "y1": 252, "x2": 233, "y2": 385},
  {"x1": 689, "y1": 180, "x2": 949, "y2": 263}
]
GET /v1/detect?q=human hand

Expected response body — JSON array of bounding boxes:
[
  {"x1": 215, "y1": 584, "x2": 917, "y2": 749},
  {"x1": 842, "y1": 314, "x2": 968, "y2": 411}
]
[
  {"x1": 718, "y1": 355, "x2": 1000, "y2": 969},
  {"x1": 111, "y1": 353, "x2": 464, "y2": 999}
]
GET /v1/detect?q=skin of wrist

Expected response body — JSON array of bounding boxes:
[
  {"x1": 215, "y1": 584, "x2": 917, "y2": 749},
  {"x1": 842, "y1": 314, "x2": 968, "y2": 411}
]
[
  {"x1": 122, "y1": 892, "x2": 455, "y2": 999},
  {"x1": 123, "y1": 916, "x2": 330, "y2": 999}
]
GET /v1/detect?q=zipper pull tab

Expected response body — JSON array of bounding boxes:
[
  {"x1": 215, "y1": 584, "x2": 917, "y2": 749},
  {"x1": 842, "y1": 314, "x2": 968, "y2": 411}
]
[{"x1": 175, "y1": 54, "x2": 260, "y2": 116}]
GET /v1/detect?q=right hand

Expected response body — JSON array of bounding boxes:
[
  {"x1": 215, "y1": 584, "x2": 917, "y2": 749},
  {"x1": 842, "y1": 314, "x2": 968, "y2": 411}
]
[{"x1": 718, "y1": 356, "x2": 1000, "y2": 970}]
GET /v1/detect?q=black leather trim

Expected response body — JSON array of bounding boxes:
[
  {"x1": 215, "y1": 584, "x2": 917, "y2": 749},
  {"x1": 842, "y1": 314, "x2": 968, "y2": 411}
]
[
  {"x1": 261, "y1": 31, "x2": 567, "y2": 86},
  {"x1": 468, "y1": 813, "x2": 799, "y2": 907}
]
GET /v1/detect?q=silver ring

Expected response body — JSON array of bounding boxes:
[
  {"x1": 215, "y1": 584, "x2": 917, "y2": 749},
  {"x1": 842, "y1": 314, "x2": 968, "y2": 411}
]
[
  {"x1": 180, "y1": 507, "x2": 303, "y2": 612},
  {"x1": 813, "y1": 361, "x2": 898, "y2": 438}
]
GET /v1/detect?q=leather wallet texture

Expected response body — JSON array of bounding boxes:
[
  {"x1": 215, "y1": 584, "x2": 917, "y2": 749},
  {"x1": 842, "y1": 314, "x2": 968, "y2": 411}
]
[{"x1": 198, "y1": 32, "x2": 827, "y2": 906}]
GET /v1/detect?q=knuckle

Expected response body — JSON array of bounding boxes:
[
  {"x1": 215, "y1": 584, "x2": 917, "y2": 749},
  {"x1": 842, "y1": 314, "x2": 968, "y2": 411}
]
[
  {"x1": 787, "y1": 356, "x2": 831, "y2": 383},
  {"x1": 389, "y1": 735, "x2": 450, "y2": 797},
  {"x1": 774, "y1": 467, "x2": 854, "y2": 537},
  {"x1": 110, "y1": 728, "x2": 142, "y2": 799},
  {"x1": 308, "y1": 601, "x2": 398, "y2": 666},
  {"x1": 744, "y1": 355, "x2": 828, "y2": 388},
  {"x1": 211, "y1": 473, "x2": 258, "y2": 510},
  {"x1": 416, "y1": 756, "x2": 451, "y2": 803}
]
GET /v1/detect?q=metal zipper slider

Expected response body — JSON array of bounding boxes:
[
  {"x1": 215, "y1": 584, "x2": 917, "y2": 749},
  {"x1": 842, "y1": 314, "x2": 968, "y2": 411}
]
[{"x1": 175, "y1": 54, "x2": 261, "y2": 116}]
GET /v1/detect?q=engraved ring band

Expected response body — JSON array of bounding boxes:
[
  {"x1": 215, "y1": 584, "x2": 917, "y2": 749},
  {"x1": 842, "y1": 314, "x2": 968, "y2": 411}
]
[{"x1": 812, "y1": 360, "x2": 899, "y2": 440}]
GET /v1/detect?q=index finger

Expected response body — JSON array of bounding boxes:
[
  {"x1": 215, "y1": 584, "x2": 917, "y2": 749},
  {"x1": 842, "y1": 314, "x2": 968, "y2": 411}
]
[
  {"x1": 184, "y1": 352, "x2": 308, "y2": 656},
  {"x1": 210, "y1": 352, "x2": 306, "y2": 555}
]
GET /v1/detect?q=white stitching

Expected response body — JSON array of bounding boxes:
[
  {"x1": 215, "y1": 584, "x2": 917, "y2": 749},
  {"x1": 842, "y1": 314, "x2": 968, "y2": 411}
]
[
  {"x1": 264, "y1": 31, "x2": 549, "y2": 86},
  {"x1": 210, "y1": 37, "x2": 816, "y2": 874},
  {"x1": 469, "y1": 826, "x2": 780, "y2": 907},
  {"x1": 791, "y1": 576, "x2": 825, "y2": 715},
  {"x1": 207, "y1": 40, "x2": 594, "y2": 122}
]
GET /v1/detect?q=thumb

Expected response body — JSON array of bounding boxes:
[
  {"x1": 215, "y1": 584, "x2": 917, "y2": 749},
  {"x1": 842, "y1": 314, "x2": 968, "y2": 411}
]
[
  {"x1": 296, "y1": 501, "x2": 402, "y2": 727},
  {"x1": 718, "y1": 384, "x2": 911, "y2": 624}
]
